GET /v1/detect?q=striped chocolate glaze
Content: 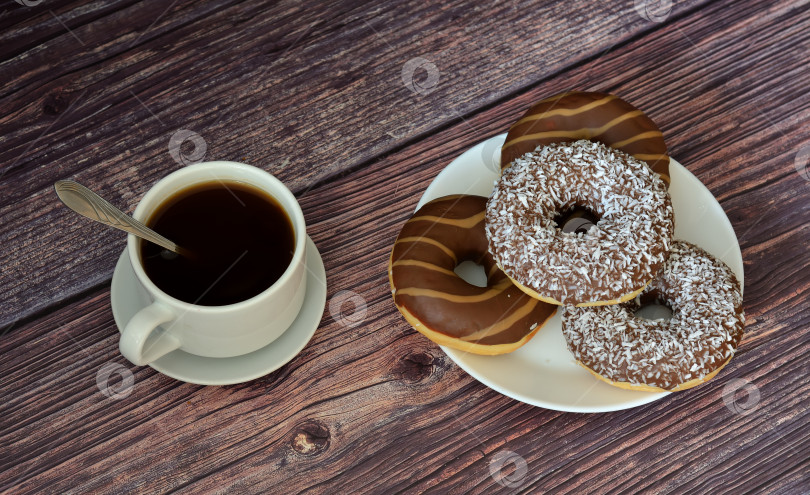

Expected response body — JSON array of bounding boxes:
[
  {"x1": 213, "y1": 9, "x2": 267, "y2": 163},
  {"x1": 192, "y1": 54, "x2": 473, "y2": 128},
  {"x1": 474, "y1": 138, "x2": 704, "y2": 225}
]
[
  {"x1": 389, "y1": 195, "x2": 556, "y2": 349},
  {"x1": 501, "y1": 91, "x2": 670, "y2": 184}
]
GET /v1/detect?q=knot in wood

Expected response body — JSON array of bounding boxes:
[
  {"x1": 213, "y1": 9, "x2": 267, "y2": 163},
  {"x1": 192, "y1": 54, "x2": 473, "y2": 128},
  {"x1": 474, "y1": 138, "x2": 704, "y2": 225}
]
[
  {"x1": 43, "y1": 92, "x2": 69, "y2": 116},
  {"x1": 395, "y1": 351, "x2": 435, "y2": 383},
  {"x1": 291, "y1": 420, "x2": 330, "y2": 456}
]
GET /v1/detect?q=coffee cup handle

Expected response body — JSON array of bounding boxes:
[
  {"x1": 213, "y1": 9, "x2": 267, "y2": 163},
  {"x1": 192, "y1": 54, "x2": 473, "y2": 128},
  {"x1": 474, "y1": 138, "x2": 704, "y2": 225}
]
[{"x1": 119, "y1": 302, "x2": 181, "y2": 366}]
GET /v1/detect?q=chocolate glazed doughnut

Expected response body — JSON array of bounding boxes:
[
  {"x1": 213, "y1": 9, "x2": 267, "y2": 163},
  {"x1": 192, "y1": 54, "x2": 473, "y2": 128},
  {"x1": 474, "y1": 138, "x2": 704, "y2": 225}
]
[
  {"x1": 501, "y1": 91, "x2": 670, "y2": 184},
  {"x1": 486, "y1": 140, "x2": 674, "y2": 306},
  {"x1": 389, "y1": 195, "x2": 557, "y2": 355},
  {"x1": 561, "y1": 241, "x2": 745, "y2": 391}
]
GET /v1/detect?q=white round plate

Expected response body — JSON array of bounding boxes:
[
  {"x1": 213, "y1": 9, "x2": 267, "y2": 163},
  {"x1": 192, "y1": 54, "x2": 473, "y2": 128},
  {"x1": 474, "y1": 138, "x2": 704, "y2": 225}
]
[
  {"x1": 418, "y1": 134, "x2": 744, "y2": 412},
  {"x1": 111, "y1": 236, "x2": 327, "y2": 385}
]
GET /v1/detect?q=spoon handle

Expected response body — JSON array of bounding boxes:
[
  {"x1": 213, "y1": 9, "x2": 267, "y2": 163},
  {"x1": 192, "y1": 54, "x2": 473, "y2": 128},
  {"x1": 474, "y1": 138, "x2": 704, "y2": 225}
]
[{"x1": 54, "y1": 180, "x2": 188, "y2": 256}]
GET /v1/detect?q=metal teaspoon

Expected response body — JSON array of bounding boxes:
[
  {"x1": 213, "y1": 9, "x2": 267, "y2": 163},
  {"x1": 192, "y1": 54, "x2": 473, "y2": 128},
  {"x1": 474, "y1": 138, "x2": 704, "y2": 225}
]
[{"x1": 54, "y1": 180, "x2": 192, "y2": 258}]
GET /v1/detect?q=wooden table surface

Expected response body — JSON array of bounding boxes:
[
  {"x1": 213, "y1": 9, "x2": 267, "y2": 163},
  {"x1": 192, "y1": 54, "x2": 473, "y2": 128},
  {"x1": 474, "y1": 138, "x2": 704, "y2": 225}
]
[{"x1": 2, "y1": 0, "x2": 809, "y2": 493}]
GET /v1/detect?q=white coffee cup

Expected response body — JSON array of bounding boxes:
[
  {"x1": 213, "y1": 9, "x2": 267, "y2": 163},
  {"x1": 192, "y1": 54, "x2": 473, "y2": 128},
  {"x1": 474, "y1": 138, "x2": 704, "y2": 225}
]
[{"x1": 119, "y1": 162, "x2": 307, "y2": 366}]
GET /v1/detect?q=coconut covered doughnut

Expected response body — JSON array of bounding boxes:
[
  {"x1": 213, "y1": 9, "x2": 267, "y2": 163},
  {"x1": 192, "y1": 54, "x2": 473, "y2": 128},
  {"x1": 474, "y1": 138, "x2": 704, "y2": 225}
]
[
  {"x1": 501, "y1": 91, "x2": 670, "y2": 183},
  {"x1": 389, "y1": 195, "x2": 557, "y2": 355},
  {"x1": 562, "y1": 241, "x2": 745, "y2": 392},
  {"x1": 486, "y1": 139, "x2": 674, "y2": 306}
]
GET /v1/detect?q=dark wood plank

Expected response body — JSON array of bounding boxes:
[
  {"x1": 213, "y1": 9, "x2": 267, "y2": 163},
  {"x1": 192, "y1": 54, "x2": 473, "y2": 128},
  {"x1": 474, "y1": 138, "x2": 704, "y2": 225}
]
[
  {"x1": 2, "y1": 0, "x2": 810, "y2": 493},
  {"x1": 0, "y1": 0, "x2": 712, "y2": 328}
]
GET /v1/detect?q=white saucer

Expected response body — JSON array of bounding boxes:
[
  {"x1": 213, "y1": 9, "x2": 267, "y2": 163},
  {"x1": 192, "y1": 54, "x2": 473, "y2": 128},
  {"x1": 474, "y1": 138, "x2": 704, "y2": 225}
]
[
  {"x1": 111, "y1": 236, "x2": 327, "y2": 385},
  {"x1": 418, "y1": 134, "x2": 744, "y2": 412}
]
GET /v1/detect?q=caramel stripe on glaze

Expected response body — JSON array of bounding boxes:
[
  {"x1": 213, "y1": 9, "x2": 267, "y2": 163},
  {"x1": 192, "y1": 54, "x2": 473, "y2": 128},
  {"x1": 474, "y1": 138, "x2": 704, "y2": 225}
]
[
  {"x1": 389, "y1": 195, "x2": 556, "y2": 354},
  {"x1": 501, "y1": 91, "x2": 670, "y2": 183}
]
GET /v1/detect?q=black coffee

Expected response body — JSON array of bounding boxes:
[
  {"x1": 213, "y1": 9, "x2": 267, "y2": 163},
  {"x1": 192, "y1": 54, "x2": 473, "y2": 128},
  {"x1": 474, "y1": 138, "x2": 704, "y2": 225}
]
[{"x1": 141, "y1": 181, "x2": 295, "y2": 306}]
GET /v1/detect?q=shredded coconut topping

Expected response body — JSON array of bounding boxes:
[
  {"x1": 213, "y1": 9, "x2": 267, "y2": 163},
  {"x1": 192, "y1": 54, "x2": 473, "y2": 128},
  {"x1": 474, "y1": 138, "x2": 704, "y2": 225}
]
[
  {"x1": 561, "y1": 241, "x2": 745, "y2": 390},
  {"x1": 485, "y1": 140, "x2": 674, "y2": 304}
]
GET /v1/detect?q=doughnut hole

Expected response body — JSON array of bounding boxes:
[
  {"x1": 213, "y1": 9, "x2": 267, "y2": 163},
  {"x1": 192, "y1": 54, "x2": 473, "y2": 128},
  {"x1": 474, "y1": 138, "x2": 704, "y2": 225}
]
[
  {"x1": 453, "y1": 260, "x2": 488, "y2": 287},
  {"x1": 633, "y1": 291, "x2": 674, "y2": 321},
  {"x1": 450, "y1": 242, "x2": 502, "y2": 289},
  {"x1": 553, "y1": 205, "x2": 601, "y2": 236}
]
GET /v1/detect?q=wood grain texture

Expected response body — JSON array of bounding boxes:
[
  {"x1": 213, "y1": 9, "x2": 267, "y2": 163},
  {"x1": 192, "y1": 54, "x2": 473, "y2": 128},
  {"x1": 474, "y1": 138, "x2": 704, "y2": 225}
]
[
  {"x1": 2, "y1": 0, "x2": 810, "y2": 493},
  {"x1": 0, "y1": 0, "x2": 712, "y2": 327}
]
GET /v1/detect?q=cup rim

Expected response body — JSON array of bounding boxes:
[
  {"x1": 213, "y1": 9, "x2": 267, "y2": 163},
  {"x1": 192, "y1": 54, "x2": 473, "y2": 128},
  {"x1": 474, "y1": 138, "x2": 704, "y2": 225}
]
[{"x1": 126, "y1": 161, "x2": 307, "y2": 313}]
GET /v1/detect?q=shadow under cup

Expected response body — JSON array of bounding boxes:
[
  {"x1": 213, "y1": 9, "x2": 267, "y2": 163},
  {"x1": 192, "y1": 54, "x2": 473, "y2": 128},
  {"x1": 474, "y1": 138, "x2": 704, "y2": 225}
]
[{"x1": 122, "y1": 162, "x2": 307, "y2": 362}]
